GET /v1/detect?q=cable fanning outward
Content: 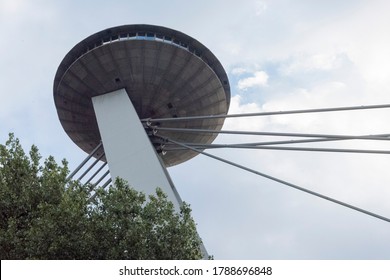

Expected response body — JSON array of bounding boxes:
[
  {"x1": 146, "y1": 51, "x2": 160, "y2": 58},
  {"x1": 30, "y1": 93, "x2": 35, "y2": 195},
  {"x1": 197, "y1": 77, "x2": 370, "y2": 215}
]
[
  {"x1": 155, "y1": 135, "x2": 390, "y2": 224},
  {"x1": 144, "y1": 103, "x2": 390, "y2": 223}
]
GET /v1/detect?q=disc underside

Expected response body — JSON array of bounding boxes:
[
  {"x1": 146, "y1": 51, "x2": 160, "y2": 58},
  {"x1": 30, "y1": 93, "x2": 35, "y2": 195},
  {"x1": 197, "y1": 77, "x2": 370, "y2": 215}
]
[{"x1": 54, "y1": 39, "x2": 229, "y2": 166}]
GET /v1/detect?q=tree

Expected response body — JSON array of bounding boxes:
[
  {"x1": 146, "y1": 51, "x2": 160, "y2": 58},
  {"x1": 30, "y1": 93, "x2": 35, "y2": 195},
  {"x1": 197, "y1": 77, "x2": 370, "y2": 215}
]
[{"x1": 0, "y1": 133, "x2": 203, "y2": 259}]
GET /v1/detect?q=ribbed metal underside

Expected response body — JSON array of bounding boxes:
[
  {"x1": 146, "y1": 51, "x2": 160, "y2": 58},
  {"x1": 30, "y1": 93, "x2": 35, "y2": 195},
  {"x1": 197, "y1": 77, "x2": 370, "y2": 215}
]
[{"x1": 54, "y1": 25, "x2": 230, "y2": 166}]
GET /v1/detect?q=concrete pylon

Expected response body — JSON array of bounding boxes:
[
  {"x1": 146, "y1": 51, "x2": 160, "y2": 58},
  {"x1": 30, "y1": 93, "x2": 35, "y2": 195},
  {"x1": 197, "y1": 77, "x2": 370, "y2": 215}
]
[{"x1": 92, "y1": 88, "x2": 182, "y2": 210}]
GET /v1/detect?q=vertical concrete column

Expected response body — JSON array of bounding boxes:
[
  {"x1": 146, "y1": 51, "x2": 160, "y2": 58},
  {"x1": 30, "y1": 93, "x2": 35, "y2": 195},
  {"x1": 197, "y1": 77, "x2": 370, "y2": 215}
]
[{"x1": 92, "y1": 88, "x2": 182, "y2": 211}]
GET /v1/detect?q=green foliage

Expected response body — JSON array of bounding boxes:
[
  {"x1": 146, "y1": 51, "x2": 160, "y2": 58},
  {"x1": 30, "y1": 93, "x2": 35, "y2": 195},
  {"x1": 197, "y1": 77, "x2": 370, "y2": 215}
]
[{"x1": 0, "y1": 133, "x2": 203, "y2": 259}]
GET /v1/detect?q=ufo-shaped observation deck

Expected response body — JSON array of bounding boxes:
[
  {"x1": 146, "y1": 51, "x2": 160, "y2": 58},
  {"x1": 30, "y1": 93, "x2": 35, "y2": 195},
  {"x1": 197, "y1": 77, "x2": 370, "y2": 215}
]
[{"x1": 54, "y1": 24, "x2": 230, "y2": 166}]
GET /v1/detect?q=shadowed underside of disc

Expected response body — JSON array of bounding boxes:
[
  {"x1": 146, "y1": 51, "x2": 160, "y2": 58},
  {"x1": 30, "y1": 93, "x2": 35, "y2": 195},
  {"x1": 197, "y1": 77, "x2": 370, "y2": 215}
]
[{"x1": 54, "y1": 24, "x2": 230, "y2": 166}]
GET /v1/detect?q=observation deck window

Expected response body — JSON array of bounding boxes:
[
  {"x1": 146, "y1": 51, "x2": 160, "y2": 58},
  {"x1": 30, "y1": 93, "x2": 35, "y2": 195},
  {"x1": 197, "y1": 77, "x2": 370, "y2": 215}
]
[{"x1": 80, "y1": 31, "x2": 212, "y2": 75}]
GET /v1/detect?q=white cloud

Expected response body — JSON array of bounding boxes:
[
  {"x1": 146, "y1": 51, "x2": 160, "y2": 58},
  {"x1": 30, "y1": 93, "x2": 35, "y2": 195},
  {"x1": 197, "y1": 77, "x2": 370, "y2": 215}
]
[
  {"x1": 281, "y1": 53, "x2": 346, "y2": 75},
  {"x1": 237, "y1": 71, "x2": 269, "y2": 90},
  {"x1": 231, "y1": 67, "x2": 249, "y2": 76},
  {"x1": 255, "y1": 0, "x2": 267, "y2": 16},
  {"x1": 224, "y1": 95, "x2": 265, "y2": 132},
  {"x1": 228, "y1": 95, "x2": 262, "y2": 115}
]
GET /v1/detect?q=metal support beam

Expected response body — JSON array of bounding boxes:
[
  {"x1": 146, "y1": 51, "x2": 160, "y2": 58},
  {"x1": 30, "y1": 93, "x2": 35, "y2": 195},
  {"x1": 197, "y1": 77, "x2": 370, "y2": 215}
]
[
  {"x1": 85, "y1": 162, "x2": 108, "y2": 185},
  {"x1": 78, "y1": 152, "x2": 105, "y2": 181},
  {"x1": 66, "y1": 142, "x2": 103, "y2": 181}
]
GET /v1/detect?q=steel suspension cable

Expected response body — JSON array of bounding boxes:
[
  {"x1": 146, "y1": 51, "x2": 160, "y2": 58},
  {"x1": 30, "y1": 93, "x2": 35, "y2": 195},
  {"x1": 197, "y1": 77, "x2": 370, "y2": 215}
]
[
  {"x1": 242, "y1": 133, "x2": 390, "y2": 146},
  {"x1": 153, "y1": 126, "x2": 390, "y2": 141},
  {"x1": 160, "y1": 133, "x2": 390, "y2": 149},
  {"x1": 163, "y1": 143, "x2": 390, "y2": 155},
  {"x1": 143, "y1": 103, "x2": 390, "y2": 123},
  {"x1": 160, "y1": 136, "x2": 390, "y2": 223}
]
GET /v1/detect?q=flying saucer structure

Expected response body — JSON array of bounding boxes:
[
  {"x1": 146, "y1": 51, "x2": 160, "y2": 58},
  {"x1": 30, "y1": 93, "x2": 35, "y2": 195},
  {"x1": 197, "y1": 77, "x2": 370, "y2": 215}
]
[
  {"x1": 54, "y1": 24, "x2": 230, "y2": 167},
  {"x1": 54, "y1": 24, "x2": 231, "y2": 258}
]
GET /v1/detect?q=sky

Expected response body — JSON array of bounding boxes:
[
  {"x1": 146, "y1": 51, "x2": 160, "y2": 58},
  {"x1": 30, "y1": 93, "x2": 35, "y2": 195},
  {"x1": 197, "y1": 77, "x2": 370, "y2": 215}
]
[{"x1": 1, "y1": 0, "x2": 390, "y2": 259}]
